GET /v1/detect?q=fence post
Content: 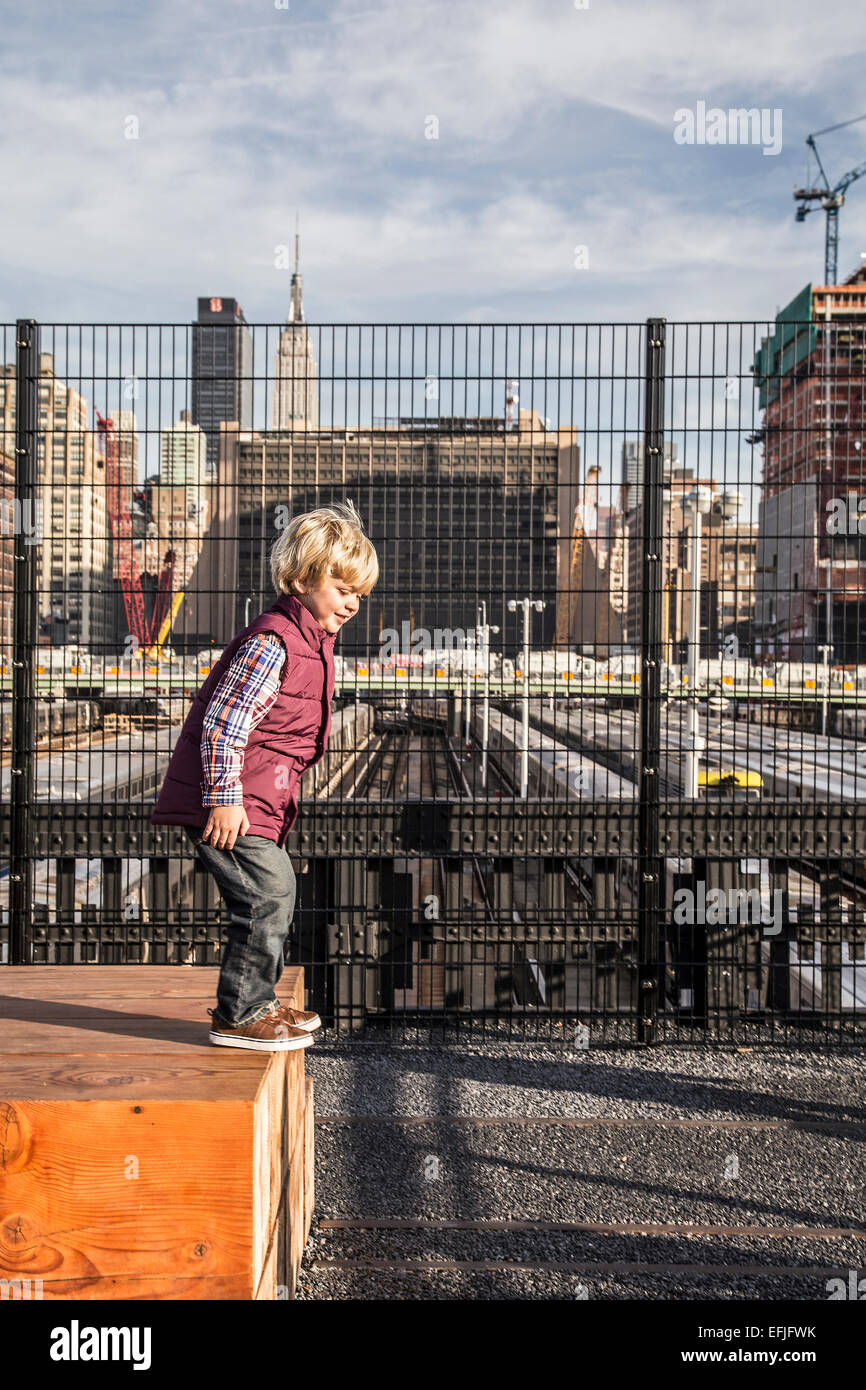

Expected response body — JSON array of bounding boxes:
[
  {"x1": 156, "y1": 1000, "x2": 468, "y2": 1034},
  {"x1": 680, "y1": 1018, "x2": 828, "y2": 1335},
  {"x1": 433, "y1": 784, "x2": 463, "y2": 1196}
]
[
  {"x1": 637, "y1": 318, "x2": 666, "y2": 1044},
  {"x1": 9, "y1": 320, "x2": 40, "y2": 964}
]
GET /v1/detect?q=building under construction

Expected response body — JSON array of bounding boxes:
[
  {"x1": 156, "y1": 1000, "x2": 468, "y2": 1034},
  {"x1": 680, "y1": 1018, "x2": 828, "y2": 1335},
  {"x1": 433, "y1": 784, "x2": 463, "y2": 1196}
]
[{"x1": 753, "y1": 266, "x2": 866, "y2": 662}]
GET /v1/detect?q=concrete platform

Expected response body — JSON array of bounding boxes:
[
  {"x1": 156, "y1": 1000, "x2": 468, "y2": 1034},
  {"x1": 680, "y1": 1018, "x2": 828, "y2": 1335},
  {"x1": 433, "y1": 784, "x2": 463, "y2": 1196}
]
[{"x1": 0, "y1": 966, "x2": 314, "y2": 1300}]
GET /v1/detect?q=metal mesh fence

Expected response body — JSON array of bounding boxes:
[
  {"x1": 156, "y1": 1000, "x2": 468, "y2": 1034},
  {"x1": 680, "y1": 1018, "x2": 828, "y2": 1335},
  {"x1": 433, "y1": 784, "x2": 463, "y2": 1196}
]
[{"x1": 1, "y1": 315, "x2": 864, "y2": 1044}]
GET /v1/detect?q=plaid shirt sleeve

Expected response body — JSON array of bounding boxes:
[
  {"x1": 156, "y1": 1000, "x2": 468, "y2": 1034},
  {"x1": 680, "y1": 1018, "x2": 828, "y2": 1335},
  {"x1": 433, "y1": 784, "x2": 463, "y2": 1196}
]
[{"x1": 200, "y1": 632, "x2": 287, "y2": 806}]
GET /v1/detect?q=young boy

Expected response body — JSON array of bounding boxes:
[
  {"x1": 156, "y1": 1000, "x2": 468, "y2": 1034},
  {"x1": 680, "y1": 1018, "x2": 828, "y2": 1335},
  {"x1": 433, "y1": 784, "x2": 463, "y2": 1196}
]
[{"x1": 150, "y1": 500, "x2": 379, "y2": 1050}]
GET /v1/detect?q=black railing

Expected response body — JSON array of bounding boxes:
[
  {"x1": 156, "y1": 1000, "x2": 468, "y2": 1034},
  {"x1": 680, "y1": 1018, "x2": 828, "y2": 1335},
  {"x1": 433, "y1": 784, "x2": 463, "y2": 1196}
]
[{"x1": 1, "y1": 316, "x2": 865, "y2": 1045}]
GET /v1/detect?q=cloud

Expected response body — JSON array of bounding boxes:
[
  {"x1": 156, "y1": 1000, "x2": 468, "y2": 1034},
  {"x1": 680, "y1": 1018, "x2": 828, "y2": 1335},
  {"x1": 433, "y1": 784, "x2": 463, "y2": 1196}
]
[{"x1": 0, "y1": 0, "x2": 863, "y2": 325}]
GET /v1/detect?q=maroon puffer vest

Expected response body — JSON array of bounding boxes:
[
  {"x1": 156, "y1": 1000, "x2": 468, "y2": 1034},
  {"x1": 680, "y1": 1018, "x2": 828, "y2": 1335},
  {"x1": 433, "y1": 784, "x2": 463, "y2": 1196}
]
[{"x1": 151, "y1": 593, "x2": 337, "y2": 847}]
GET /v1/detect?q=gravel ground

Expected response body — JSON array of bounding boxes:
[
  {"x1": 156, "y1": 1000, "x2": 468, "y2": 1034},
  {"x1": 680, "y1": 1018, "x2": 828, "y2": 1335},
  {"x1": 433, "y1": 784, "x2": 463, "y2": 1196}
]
[
  {"x1": 296, "y1": 1264, "x2": 851, "y2": 1301},
  {"x1": 306, "y1": 1037, "x2": 866, "y2": 1121},
  {"x1": 297, "y1": 1040, "x2": 866, "y2": 1301}
]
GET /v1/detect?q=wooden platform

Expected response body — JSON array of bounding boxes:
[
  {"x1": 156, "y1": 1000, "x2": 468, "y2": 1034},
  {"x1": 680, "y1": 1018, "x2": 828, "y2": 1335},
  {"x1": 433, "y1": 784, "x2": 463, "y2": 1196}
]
[{"x1": 0, "y1": 966, "x2": 315, "y2": 1300}]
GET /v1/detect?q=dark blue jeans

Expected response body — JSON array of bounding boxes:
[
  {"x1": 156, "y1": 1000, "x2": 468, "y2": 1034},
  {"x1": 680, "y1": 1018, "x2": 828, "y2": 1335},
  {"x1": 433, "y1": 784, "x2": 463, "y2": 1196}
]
[{"x1": 185, "y1": 828, "x2": 297, "y2": 1026}]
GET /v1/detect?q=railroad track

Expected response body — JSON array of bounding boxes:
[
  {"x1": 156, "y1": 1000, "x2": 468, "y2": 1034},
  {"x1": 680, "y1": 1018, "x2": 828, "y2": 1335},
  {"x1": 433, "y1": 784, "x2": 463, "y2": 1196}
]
[
  {"x1": 298, "y1": 716, "x2": 865, "y2": 1299},
  {"x1": 298, "y1": 1102, "x2": 866, "y2": 1299}
]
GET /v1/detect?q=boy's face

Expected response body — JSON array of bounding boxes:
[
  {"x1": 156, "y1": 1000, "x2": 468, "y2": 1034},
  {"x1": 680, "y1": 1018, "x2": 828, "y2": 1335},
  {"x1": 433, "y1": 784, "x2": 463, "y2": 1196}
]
[{"x1": 292, "y1": 570, "x2": 364, "y2": 634}]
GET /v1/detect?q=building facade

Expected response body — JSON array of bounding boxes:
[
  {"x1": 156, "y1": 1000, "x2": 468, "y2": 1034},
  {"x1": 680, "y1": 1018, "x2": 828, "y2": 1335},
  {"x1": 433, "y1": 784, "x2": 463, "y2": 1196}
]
[
  {"x1": 753, "y1": 268, "x2": 866, "y2": 661},
  {"x1": 0, "y1": 353, "x2": 110, "y2": 649},
  {"x1": 557, "y1": 467, "x2": 625, "y2": 657},
  {"x1": 191, "y1": 297, "x2": 253, "y2": 477},
  {"x1": 201, "y1": 409, "x2": 580, "y2": 656}
]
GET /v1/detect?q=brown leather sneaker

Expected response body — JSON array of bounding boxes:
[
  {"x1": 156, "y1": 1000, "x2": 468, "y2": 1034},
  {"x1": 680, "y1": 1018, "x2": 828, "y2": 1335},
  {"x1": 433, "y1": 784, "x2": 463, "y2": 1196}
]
[
  {"x1": 207, "y1": 1006, "x2": 315, "y2": 1051},
  {"x1": 275, "y1": 1001, "x2": 322, "y2": 1033}
]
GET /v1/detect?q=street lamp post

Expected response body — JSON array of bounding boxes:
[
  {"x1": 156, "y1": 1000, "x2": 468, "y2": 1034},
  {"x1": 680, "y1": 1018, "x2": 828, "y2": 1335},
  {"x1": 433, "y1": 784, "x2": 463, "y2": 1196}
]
[
  {"x1": 683, "y1": 487, "x2": 713, "y2": 798},
  {"x1": 815, "y1": 553, "x2": 860, "y2": 735},
  {"x1": 822, "y1": 546, "x2": 833, "y2": 737},
  {"x1": 464, "y1": 634, "x2": 471, "y2": 746},
  {"x1": 817, "y1": 643, "x2": 831, "y2": 737},
  {"x1": 477, "y1": 601, "x2": 499, "y2": 790},
  {"x1": 507, "y1": 596, "x2": 546, "y2": 798}
]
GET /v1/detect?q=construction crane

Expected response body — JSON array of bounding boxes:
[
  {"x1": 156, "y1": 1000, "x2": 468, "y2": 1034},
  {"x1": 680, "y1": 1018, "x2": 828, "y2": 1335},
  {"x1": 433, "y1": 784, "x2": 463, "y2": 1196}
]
[
  {"x1": 96, "y1": 411, "x2": 181, "y2": 659},
  {"x1": 145, "y1": 547, "x2": 185, "y2": 660},
  {"x1": 794, "y1": 113, "x2": 866, "y2": 285}
]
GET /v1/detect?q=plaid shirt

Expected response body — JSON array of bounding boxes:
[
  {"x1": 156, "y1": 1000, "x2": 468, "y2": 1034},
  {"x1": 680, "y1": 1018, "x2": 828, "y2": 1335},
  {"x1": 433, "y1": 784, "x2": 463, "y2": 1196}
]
[{"x1": 201, "y1": 632, "x2": 287, "y2": 806}]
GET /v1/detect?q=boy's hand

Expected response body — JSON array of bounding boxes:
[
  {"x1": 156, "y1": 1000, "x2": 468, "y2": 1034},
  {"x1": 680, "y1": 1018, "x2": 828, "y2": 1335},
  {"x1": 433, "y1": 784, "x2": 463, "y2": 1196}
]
[{"x1": 202, "y1": 805, "x2": 250, "y2": 850}]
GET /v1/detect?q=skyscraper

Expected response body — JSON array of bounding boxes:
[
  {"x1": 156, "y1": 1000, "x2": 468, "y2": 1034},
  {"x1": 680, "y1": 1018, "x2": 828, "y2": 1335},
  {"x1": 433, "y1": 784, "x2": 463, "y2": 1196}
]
[
  {"x1": 271, "y1": 228, "x2": 319, "y2": 431},
  {"x1": 753, "y1": 269, "x2": 866, "y2": 662},
  {"x1": 191, "y1": 298, "x2": 253, "y2": 476},
  {"x1": 620, "y1": 438, "x2": 679, "y2": 512},
  {"x1": 160, "y1": 410, "x2": 208, "y2": 489},
  {"x1": 0, "y1": 354, "x2": 110, "y2": 648}
]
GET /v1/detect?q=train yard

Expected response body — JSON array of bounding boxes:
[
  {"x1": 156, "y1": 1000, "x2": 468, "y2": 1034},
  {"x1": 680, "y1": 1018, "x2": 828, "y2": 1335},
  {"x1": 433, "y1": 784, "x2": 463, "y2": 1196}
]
[{"x1": 4, "y1": 691, "x2": 863, "y2": 1028}]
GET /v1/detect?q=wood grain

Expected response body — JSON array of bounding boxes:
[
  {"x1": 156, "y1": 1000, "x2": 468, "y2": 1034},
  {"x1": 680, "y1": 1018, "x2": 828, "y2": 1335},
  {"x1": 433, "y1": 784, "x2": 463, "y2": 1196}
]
[
  {"x1": 0, "y1": 967, "x2": 302, "y2": 1056},
  {"x1": 0, "y1": 965, "x2": 313, "y2": 1300}
]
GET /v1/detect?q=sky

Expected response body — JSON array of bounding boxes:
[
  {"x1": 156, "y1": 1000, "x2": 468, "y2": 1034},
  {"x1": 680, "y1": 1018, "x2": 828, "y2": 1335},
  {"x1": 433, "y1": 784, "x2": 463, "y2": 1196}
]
[
  {"x1": 2, "y1": 0, "x2": 865, "y2": 327},
  {"x1": 1, "y1": 0, "x2": 865, "y2": 499}
]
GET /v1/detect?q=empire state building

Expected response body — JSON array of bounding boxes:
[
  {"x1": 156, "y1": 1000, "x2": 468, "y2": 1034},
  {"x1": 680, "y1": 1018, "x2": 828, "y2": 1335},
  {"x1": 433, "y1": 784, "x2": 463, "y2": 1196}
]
[{"x1": 271, "y1": 230, "x2": 319, "y2": 430}]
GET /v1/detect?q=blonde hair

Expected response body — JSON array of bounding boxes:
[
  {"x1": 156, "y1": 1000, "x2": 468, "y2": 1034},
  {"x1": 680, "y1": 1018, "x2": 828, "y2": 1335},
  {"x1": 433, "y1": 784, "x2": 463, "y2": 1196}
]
[{"x1": 270, "y1": 498, "x2": 379, "y2": 597}]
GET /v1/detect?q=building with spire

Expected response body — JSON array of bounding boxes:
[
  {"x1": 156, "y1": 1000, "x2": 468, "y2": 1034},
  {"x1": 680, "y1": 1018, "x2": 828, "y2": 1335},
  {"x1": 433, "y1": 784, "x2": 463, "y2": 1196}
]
[{"x1": 271, "y1": 223, "x2": 319, "y2": 431}]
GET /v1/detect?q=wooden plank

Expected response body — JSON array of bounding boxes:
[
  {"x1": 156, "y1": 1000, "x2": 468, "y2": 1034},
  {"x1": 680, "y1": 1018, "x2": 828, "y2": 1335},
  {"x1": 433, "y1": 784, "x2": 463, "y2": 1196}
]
[
  {"x1": 0, "y1": 1099, "x2": 255, "y2": 1294},
  {"x1": 258, "y1": 1052, "x2": 308, "y2": 1251},
  {"x1": 1, "y1": 966, "x2": 209, "y2": 989},
  {"x1": 0, "y1": 996, "x2": 302, "y2": 1018},
  {"x1": 287, "y1": 1121, "x2": 306, "y2": 1285},
  {"x1": 0, "y1": 969, "x2": 303, "y2": 1057},
  {"x1": 255, "y1": 1182, "x2": 293, "y2": 1301},
  {"x1": 303, "y1": 1077, "x2": 315, "y2": 1245},
  {"x1": 0, "y1": 965, "x2": 312, "y2": 1301},
  {"x1": 255, "y1": 1078, "x2": 309, "y2": 1301},
  {"x1": 0, "y1": 1021, "x2": 265, "y2": 1055},
  {"x1": 253, "y1": 1076, "x2": 271, "y2": 1289},
  {"x1": 9, "y1": 1273, "x2": 254, "y2": 1301},
  {"x1": 276, "y1": 1182, "x2": 292, "y2": 1299},
  {"x1": 0, "y1": 1003, "x2": 305, "y2": 1059},
  {"x1": 0, "y1": 1057, "x2": 267, "y2": 1102},
  {"x1": 0, "y1": 965, "x2": 303, "y2": 1003},
  {"x1": 255, "y1": 1223, "x2": 278, "y2": 1301},
  {"x1": 0, "y1": 998, "x2": 300, "y2": 1024}
]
